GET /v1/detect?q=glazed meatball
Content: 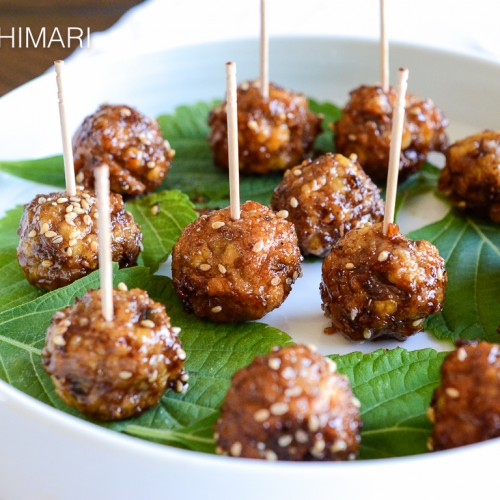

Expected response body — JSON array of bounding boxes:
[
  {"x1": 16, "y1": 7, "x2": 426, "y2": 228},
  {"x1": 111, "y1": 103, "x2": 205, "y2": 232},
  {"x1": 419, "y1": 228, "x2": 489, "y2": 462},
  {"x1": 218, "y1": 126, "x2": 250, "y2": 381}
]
[
  {"x1": 271, "y1": 152, "x2": 384, "y2": 257},
  {"x1": 73, "y1": 104, "x2": 174, "y2": 197},
  {"x1": 438, "y1": 130, "x2": 500, "y2": 222},
  {"x1": 334, "y1": 85, "x2": 448, "y2": 182},
  {"x1": 320, "y1": 222, "x2": 447, "y2": 341},
  {"x1": 42, "y1": 286, "x2": 188, "y2": 421},
  {"x1": 208, "y1": 80, "x2": 322, "y2": 175},
  {"x1": 215, "y1": 344, "x2": 361, "y2": 461},
  {"x1": 171, "y1": 201, "x2": 301, "y2": 323},
  {"x1": 429, "y1": 341, "x2": 500, "y2": 451},
  {"x1": 17, "y1": 188, "x2": 142, "y2": 291}
]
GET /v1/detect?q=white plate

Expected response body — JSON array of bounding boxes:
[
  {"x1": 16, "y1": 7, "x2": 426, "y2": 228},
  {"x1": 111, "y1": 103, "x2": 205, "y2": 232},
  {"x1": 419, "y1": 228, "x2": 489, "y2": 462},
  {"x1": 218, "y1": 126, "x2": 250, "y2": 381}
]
[{"x1": 0, "y1": 37, "x2": 498, "y2": 499}]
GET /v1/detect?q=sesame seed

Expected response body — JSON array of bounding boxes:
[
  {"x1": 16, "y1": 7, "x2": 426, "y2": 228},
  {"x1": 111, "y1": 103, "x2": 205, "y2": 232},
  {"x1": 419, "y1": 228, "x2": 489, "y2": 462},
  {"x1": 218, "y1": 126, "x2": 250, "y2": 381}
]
[
  {"x1": 351, "y1": 397, "x2": 361, "y2": 408},
  {"x1": 180, "y1": 373, "x2": 189, "y2": 382},
  {"x1": 271, "y1": 277, "x2": 280, "y2": 286},
  {"x1": 70, "y1": 196, "x2": 81, "y2": 203},
  {"x1": 257, "y1": 442, "x2": 266, "y2": 451},
  {"x1": 69, "y1": 239, "x2": 77, "y2": 247},
  {"x1": 84, "y1": 215, "x2": 92, "y2": 224},
  {"x1": 117, "y1": 282, "x2": 128, "y2": 291},
  {"x1": 348, "y1": 133, "x2": 357, "y2": 141},
  {"x1": 57, "y1": 197, "x2": 68, "y2": 204},
  {"x1": 446, "y1": 387, "x2": 460, "y2": 398},
  {"x1": 172, "y1": 326, "x2": 182, "y2": 334},
  {"x1": 313, "y1": 439, "x2": 325, "y2": 453},
  {"x1": 363, "y1": 329, "x2": 372, "y2": 339},
  {"x1": 175, "y1": 380, "x2": 185, "y2": 393},
  {"x1": 278, "y1": 435, "x2": 293, "y2": 447},
  {"x1": 285, "y1": 277, "x2": 292, "y2": 285},
  {"x1": 41, "y1": 260, "x2": 53, "y2": 268},
  {"x1": 281, "y1": 367, "x2": 295, "y2": 380},
  {"x1": 65, "y1": 205, "x2": 74, "y2": 213},
  {"x1": 268, "y1": 358, "x2": 281, "y2": 370},
  {"x1": 147, "y1": 161, "x2": 156, "y2": 169},
  {"x1": 230, "y1": 442, "x2": 242, "y2": 457},
  {"x1": 252, "y1": 240, "x2": 264, "y2": 252},
  {"x1": 308, "y1": 415, "x2": 320, "y2": 432},
  {"x1": 38, "y1": 197, "x2": 47, "y2": 204},
  {"x1": 44, "y1": 230, "x2": 57, "y2": 238},
  {"x1": 293, "y1": 169, "x2": 302, "y2": 176},
  {"x1": 457, "y1": 347, "x2": 467, "y2": 362},
  {"x1": 276, "y1": 210, "x2": 289, "y2": 219},
  {"x1": 326, "y1": 358, "x2": 337, "y2": 373},
  {"x1": 81, "y1": 200, "x2": 89, "y2": 210},
  {"x1": 40, "y1": 223, "x2": 49, "y2": 234},
  {"x1": 91, "y1": 241, "x2": 99, "y2": 252},
  {"x1": 139, "y1": 133, "x2": 151, "y2": 145},
  {"x1": 176, "y1": 348, "x2": 187, "y2": 360},
  {"x1": 66, "y1": 211, "x2": 77, "y2": 220},
  {"x1": 211, "y1": 221, "x2": 226, "y2": 230},
  {"x1": 211, "y1": 306, "x2": 222, "y2": 313},
  {"x1": 437, "y1": 268, "x2": 443, "y2": 280},
  {"x1": 349, "y1": 153, "x2": 358, "y2": 162},
  {"x1": 270, "y1": 402, "x2": 289, "y2": 416},
  {"x1": 52, "y1": 236, "x2": 63, "y2": 244},
  {"x1": 140, "y1": 319, "x2": 155, "y2": 328},
  {"x1": 81, "y1": 193, "x2": 90, "y2": 200},
  {"x1": 53, "y1": 335, "x2": 66, "y2": 346},
  {"x1": 412, "y1": 318, "x2": 424, "y2": 327},
  {"x1": 79, "y1": 318, "x2": 89, "y2": 327},
  {"x1": 345, "y1": 263, "x2": 355, "y2": 270},
  {"x1": 306, "y1": 344, "x2": 317, "y2": 352},
  {"x1": 426, "y1": 437, "x2": 434, "y2": 451},
  {"x1": 350, "y1": 308, "x2": 358, "y2": 321},
  {"x1": 148, "y1": 370, "x2": 158, "y2": 383},
  {"x1": 295, "y1": 430, "x2": 308, "y2": 444},
  {"x1": 28, "y1": 229, "x2": 37, "y2": 238},
  {"x1": 119, "y1": 371, "x2": 133, "y2": 380},
  {"x1": 253, "y1": 409, "x2": 270, "y2": 422},
  {"x1": 285, "y1": 386, "x2": 302, "y2": 398},
  {"x1": 69, "y1": 230, "x2": 80, "y2": 239},
  {"x1": 426, "y1": 407, "x2": 435, "y2": 423},
  {"x1": 120, "y1": 107, "x2": 132, "y2": 117},
  {"x1": 264, "y1": 450, "x2": 278, "y2": 461},
  {"x1": 331, "y1": 440, "x2": 347, "y2": 453},
  {"x1": 66, "y1": 248, "x2": 73, "y2": 257},
  {"x1": 150, "y1": 204, "x2": 160, "y2": 216},
  {"x1": 74, "y1": 208, "x2": 84, "y2": 215},
  {"x1": 378, "y1": 251, "x2": 389, "y2": 262},
  {"x1": 164, "y1": 139, "x2": 171, "y2": 149},
  {"x1": 76, "y1": 172, "x2": 84, "y2": 184},
  {"x1": 290, "y1": 197, "x2": 299, "y2": 208},
  {"x1": 215, "y1": 446, "x2": 225, "y2": 456}
]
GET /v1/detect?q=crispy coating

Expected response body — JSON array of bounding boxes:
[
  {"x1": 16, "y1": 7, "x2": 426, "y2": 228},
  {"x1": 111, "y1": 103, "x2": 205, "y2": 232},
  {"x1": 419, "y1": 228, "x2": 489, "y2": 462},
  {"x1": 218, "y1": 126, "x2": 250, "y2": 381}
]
[
  {"x1": 17, "y1": 188, "x2": 142, "y2": 291},
  {"x1": 42, "y1": 288, "x2": 188, "y2": 421},
  {"x1": 73, "y1": 104, "x2": 174, "y2": 197},
  {"x1": 438, "y1": 130, "x2": 500, "y2": 222},
  {"x1": 171, "y1": 201, "x2": 302, "y2": 323},
  {"x1": 334, "y1": 85, "x2": 448, "y2": 182},
  {"x1": 215, "y1": 344, "x2": 361, "y2": 461},
  {"x1": 208, "y1": 80, "x2": 322, "y2": 175},
  {"x1": 429, "y1": 341, "x2": 500, "y2": 451},
  {"x1": 271, "y1": 153, "x2": 384, "y2": 257},
  {"x1": 320, "y1": 222, "x2": 447, "y2": 341}
]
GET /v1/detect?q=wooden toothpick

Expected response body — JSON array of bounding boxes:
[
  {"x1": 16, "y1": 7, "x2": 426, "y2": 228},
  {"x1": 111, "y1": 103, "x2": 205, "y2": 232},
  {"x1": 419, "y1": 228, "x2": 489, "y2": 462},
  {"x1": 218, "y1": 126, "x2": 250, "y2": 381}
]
[
  {"x1": 54, "y1": 60, "x2": 77, "y2": 197},
  {"x1": 260, "y1": 0, "x2": 269, "y2": 99},
  {"x1": 94, "y1": 164, "x2": 114, "y2": 321},
  {"x1": 380, "y1": 0, "x2": 389, "y2": 92},
  {"x1": 383, "y1": 67, "x2": 409, "y2": 235},
  {"x1": 226, "y1": 61, "x2": 240, "y2": 220}
]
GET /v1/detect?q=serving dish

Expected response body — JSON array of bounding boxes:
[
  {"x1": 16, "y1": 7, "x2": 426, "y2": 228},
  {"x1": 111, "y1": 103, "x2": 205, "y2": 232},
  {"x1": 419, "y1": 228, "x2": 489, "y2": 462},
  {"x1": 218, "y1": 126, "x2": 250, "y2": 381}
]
[{"x1": 0, "y1": 36, "x2": 499, "y2": 499}]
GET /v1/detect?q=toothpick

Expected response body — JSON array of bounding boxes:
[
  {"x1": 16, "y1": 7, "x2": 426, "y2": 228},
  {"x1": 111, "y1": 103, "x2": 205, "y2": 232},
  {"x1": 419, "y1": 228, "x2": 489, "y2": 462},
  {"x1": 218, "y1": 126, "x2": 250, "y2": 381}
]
[
  {"x1": 226, "y1": 61, "x2": 240, "y2": 220},
  {"x1": 54, "y1": 60, "x2": 77, "y2": 197},
  {"x1": 94, "y1": 164, "x2": 114, "y2": 321},
  {"x1": 380, "y1": 0, "x2": 389, "y2": 92},
  {"x1": 383, "y1": 67, "x2": 409, "y2": 235},
  {"x1": 260, "y1": 0, "x2": 269, "y2": 99}
]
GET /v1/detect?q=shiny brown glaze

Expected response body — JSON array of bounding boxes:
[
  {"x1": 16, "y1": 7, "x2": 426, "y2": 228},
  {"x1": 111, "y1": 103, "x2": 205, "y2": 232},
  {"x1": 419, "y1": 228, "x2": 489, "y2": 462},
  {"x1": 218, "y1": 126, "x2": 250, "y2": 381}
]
[
  {"x1": 215, "y1": 344, "x2": 361, "y2": 461},
  {"x1": 320, "y1": 222, "x2": 447, "y2": 341},
  {"x1": 334, "y1": 85, "x2": 448, "y2": 182},
  {"x1": 208, "y1": 81, "x2": 322, "y2": 175},
  {"x1": 17, "y1": 188, "x2": 142, "y2": 291},
  {"x1": 42, "y1": 288, "x2": 188, "y2": 421},
  {"x1": 73, "y1": 104, "x2": 174, "y2": 197},
  {"x1": 271, "y1": 153, "x2": 384, "y2": 257},
  {"x1": 430, "y1": 341, "x2": 500, "y2": 451},
  {"x1": 171, "y1": 201, "x2": 302, "y2": 323},
  {"x1": 438, "y1": 130, "x2": 500, "y2": 222}
]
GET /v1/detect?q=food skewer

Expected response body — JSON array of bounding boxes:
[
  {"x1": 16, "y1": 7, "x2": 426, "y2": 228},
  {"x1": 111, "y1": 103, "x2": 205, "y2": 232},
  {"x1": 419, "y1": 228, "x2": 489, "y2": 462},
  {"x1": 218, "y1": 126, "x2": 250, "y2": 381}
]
[
  {"x1": 94, "y1": 164, "x2": 114, "y2": 321},
  {"x1": 383, "y1": 67, "x2": 408, "y2": 234},
  {"x1": 380, "y1": 0, "x2": 389, "y2": 92},
  {"x1": 259, "y1": 0, "x2": 269, "y2": 99},
  {"x1": 54, "y1": 60, "x2": 77, "y2": 197},
  {"x1": 226, "y1": 62, "x2": 240, "y2": 220}
]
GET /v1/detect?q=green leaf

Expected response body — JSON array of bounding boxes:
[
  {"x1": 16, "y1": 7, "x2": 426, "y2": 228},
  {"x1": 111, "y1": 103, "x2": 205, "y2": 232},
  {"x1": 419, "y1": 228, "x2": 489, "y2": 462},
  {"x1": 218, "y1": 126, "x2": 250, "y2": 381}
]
[
  {"x1": 309, "y1": 99, "x2": 342, "y2": 153},
  {"x1": 0, "y1": 267, "x2": 292, "y2": 453},
  {"x1": 409, "y1": 210, "x2": 500, "y2": 343},
  {"x1": 0, "y1": 155, "x2": 65, "y2": 188},
  {"x1": 332, "y1": 348, "x2": 447, "y2": 459},
  {"x1": 0, "y1": 206, "x2": 44, "y2": 312},
  {"x1": 126, "y1": 190, "x2": 197, "y2": 271}
]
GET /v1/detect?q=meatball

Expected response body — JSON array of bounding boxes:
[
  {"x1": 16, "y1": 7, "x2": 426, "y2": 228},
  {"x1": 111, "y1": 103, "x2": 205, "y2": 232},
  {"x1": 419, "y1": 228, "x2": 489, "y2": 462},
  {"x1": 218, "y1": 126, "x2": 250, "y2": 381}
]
[
  {"x1": 334, "y1": 85, "x2": 448, "y2": 182},
  {"x1": 320, "y1": 222, "x2": 447, "y2": 341},
  {"x1": 438, "y1": 130, "x2": 500, "y2": 222},
  {"x1": 17, "y1": 188, "x2": 142, "y2": 291},
  {"x1": 429, "y1": 341, "x2": 500, "y2": 451},
  {"x1": 208, "y1": 80, "x2": 322, "y2": 175},
  {"x1": 73, "y1": 104, "x2": 174, "y2": 197},
  {"x1": 271, "y1": 152, "x2": 384, "y2": 257},
  {"x1": 171, "y1": 201, "x2": 301, "y2": 323},
  {"x1": 215, "y1": 344, "x2": 361, "y2": 461},
  {"x1": 42, "y1": 286, "x2": 188, "y2": 421}
]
